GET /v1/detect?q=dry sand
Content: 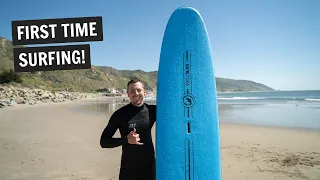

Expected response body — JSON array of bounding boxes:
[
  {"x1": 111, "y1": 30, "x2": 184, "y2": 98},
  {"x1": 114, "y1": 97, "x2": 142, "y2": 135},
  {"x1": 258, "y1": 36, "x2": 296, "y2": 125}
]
[{"x1": 0, "y1": 98, "x2": 319, "y2": 180}]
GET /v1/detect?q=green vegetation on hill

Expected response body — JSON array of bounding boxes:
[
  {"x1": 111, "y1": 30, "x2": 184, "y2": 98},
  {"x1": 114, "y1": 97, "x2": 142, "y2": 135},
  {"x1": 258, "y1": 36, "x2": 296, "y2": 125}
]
[
  {"x1": 0, "y1": 36, "x2": 274, "y2": 93},
  {"x1": 216, "y1": 78, "x2": 274, "y2": 92}
]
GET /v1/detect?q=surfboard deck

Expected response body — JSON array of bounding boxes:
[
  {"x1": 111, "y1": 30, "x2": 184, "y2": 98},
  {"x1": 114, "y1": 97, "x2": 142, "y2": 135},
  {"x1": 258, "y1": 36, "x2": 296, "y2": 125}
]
[{"x1": 156, "y1": 6, "x2": 221, "y2": 180}]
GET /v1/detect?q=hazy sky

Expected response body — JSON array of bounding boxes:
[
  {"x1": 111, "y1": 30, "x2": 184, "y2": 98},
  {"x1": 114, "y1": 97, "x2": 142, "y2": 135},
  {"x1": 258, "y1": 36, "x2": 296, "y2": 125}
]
[{"x1": 1, "y1": 0, "x2": 319, "y2": 90}]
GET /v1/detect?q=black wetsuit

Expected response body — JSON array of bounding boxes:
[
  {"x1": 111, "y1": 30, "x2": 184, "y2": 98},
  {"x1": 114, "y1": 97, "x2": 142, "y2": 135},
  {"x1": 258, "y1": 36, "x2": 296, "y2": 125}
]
[{"x1": 100, "y1": 103, "x2": 156, "y2": 180}]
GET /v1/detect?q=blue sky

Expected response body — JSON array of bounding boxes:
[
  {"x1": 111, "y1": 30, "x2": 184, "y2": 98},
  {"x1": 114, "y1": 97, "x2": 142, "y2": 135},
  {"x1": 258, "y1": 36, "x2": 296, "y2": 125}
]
[{"x1": 1, "y1": 0, "x2": 319, "y2": 90}]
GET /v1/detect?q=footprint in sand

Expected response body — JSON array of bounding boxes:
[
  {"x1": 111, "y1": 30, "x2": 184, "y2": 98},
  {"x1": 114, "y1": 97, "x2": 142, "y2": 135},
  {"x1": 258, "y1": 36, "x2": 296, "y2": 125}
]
[{"x1": 281, "y1": 154, "x2": 299, "y2": 167}]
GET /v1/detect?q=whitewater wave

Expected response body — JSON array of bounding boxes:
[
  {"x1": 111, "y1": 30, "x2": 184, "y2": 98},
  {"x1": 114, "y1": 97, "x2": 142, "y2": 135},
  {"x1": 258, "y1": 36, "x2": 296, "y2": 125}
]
[
  {"x1": 218, "y1": 97, "x2": 265, "y2": 100},
  {"x1": 217, "y1": 97, "x2": 320, "y2": 102},
  {"x1": 305, "y1": 98, "x2": 320, "y2": 101}
]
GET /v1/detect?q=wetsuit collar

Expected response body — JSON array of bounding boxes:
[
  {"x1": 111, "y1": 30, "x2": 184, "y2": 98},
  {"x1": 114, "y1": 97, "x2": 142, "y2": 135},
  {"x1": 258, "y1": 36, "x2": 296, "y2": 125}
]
[{"x1": 129, "y1": 103, "x2": 146, "y2": 111}]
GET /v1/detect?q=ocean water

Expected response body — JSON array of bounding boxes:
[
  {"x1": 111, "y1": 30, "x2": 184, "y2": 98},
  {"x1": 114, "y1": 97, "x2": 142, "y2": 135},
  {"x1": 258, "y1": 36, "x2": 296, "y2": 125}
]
[
  {"x1": 217, "y1": 90, "x2": 320, "y2": 104},
  {"x1": 144, "y1": 90, "x2": 320, "y2": 103},
  {"x1": 216, "y1": 90, "x2": 320, "y2": 130},
  {"x1": 79, "y1": 90, "x2": 320, "y2": 130}
]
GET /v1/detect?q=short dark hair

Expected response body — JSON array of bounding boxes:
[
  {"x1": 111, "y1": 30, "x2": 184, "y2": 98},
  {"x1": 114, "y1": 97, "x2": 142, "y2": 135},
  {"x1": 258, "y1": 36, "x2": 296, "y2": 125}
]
[{"x1": 127, "y1": 78, "x2": 144, "y2": 90}]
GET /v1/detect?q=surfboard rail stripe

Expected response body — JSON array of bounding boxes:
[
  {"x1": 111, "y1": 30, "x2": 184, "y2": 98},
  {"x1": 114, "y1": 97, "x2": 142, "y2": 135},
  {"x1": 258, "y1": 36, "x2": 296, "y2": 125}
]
[
  {"x1": 185, "y1": 137, "x2": 194, "y2": 180},
  {"x1": 183, "y1": 49, "x2": 194, "y2": 180}
]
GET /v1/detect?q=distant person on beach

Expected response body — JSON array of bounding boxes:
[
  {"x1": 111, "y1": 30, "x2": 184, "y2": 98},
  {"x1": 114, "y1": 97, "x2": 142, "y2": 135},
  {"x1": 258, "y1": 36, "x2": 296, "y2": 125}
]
[{"x1": 100, "y1": 78, "x2": 156, "y2": 180}]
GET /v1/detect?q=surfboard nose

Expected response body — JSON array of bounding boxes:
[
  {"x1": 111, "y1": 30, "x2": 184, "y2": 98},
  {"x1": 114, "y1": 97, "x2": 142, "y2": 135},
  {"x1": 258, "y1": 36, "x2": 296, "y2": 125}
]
[
  {"x1": 174, "y1": 6, "x2": 201, "y2": 14},
  {"x1": 169, "y1": 6, "x2": 204, "y2": 22}
]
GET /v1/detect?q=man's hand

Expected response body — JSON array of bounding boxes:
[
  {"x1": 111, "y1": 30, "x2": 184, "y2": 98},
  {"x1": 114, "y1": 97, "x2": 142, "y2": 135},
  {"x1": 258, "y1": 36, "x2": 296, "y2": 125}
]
[{"x1": 127, "y1": 128, "x2": 143, "y2": 145}]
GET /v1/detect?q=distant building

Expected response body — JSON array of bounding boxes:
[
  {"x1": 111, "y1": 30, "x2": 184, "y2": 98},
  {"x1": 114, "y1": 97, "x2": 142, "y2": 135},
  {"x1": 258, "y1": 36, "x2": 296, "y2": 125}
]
[
  {"x1": 106, "y1": 88, "x2": 116, "y2": 94},
  {"x1": 121, "y1": 89, "x2": 127, "y2": 94}
]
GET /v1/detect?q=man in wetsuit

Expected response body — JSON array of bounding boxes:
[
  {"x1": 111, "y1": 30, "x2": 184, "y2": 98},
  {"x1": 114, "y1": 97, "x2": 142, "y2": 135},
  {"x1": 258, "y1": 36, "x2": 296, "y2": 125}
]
[{"x1": 100, "y1": 78, "x2": 156, "y2": 180}]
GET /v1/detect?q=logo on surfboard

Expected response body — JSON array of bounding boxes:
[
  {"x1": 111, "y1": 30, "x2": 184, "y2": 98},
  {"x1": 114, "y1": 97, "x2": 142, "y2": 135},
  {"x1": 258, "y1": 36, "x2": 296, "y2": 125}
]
[{"x1": 182, "y1": 94, "x2": 195, "y2": 108}]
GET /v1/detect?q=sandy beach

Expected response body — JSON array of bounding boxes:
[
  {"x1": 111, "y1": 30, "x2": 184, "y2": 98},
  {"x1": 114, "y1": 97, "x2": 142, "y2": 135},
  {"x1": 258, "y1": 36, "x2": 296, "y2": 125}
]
[{"x1": 0, "y1": 98, "x2": 319, "y2": 180}]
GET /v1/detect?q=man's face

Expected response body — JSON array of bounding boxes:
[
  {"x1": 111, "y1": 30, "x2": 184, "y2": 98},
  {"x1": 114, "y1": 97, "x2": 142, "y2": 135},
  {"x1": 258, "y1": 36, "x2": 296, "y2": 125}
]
[{"x1": 127, "y1": 82, "x2": 146, "y2": 107}]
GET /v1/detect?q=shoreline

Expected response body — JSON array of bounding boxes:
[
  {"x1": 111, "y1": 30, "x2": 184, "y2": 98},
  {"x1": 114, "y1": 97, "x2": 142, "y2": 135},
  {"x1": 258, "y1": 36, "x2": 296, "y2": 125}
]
[
  {"x1": 3, "y1": 97, "x2": 320, "y2": 133},
  {"x1": 0, "y1": 96, "x2": 122, "y2": 109}
]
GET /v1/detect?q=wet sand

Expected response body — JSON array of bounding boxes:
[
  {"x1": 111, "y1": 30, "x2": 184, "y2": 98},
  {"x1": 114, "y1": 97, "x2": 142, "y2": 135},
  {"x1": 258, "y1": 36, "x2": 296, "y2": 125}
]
[{"x1": 0, "y1": 98, "x2": 319, "y2": 180}]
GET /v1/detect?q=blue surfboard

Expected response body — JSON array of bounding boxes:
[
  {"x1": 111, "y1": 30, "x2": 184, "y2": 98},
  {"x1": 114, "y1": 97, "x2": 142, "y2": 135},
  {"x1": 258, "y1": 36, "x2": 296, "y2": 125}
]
[{"x1": 156, "y1": 6, "x2": 221, "y2": 180}]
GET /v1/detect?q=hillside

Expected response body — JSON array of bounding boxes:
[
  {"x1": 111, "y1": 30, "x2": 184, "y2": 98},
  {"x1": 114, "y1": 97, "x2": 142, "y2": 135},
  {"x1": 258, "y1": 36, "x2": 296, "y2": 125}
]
[
  {"x1": 0, "y1": 36, "x2": 274, "y2": 93},
  {"x1": 216, "y1": 78, "x2": 274, "y2": 92}
]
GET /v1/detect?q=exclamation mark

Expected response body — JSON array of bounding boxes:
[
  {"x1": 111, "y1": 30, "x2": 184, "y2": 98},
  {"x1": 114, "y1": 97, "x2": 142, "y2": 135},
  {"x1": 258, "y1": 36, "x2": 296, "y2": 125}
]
[{"x1": 81, "y1": 50, "x2": 85, "y2": 64}]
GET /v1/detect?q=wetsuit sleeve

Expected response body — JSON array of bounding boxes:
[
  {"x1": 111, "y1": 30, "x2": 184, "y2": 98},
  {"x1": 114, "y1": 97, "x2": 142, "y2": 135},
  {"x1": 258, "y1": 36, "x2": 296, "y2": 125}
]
[
  {"x1": 152, "y1": 105, "x2": 157, "y2": 122},
  {"x1": 154, "y1": 105, "x2": 157, "y2": 121},
  {"x1": 100, "y1": 113, "x2": 128, "y2": 148}
]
